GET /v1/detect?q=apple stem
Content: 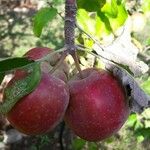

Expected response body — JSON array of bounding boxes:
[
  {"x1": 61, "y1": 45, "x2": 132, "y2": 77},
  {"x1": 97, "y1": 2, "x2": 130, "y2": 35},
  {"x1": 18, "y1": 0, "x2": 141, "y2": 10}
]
[
  {"x1": 64, "y1": 0, "x2": 83, "y2": 77},
  {"x1": 49, "y1": 52, "x2": 67, "y2": 74},
  {"x1": 71, "y1": 51, "x2": 83, "y2": 78}
]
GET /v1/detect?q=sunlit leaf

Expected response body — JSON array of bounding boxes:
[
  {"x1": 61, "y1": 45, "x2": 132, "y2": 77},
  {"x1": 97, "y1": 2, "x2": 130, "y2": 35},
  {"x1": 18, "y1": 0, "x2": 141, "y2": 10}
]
[
  {"x1": 77, "y1": 9, "x2": 96, "y2": 35},
  {"x1": 101, "y1": 0, "x2": 118, "y2": 18},
  {"x1": 141, "y1": 0, "x2": 150, "y2": 13},
  {"x1": 108, "y1": 3, "x2": 128, "y2": 31},
  {"x1": 126, "y1": 114, "x2": 137, "y2": 127},
  {"x1": 97, "y1": 10, "x2": 113, "y2": 33},
  {"x1": 141, "y1": 77, "x2": 150, "y2": 95},
  {"x1": 33, "y1": 7, "x2": 57, "y2": 37}
]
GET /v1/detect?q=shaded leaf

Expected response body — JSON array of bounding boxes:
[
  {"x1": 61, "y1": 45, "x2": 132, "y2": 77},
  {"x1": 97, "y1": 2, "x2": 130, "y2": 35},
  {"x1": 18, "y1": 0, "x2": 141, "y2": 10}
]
[
  {"x1": 135, "y1": 128, "x2": 150, "y2": 139},
  {"x1": 97, "y1": 10, "x2": 113, "y2": 33},
  {"x1": 72, "y1": 138, "x2": 86, "y2": 150},
  {"x1": 141, "y1": 77, "x2": 150, "y2": 95},
  {"x1": 77, "y1": 0, "x2": 106, "y2": 12},
  {"x1": 0, "y1": 57, "x2": 34, "y2": 73},
  {"x1": 0, "y1": 62, "x2": 41, "y2": 114},
  {"x1": 88, "y1": 142, "x2": 97, "y2": 150},
  {"x1": 33, "y1": 7, "x2": 57, "y2": 37}
]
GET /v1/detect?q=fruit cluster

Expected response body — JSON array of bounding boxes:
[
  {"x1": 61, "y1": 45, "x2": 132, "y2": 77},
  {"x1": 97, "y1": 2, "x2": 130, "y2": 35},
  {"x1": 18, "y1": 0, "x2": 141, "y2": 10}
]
[{"x1": 5, "y1": 47, "x2": 130, "y2": 141}]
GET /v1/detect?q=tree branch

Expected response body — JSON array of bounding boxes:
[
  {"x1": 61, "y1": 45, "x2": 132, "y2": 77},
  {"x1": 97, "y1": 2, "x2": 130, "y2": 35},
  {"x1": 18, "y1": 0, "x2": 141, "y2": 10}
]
[{"x1": 65, "y1": 0, "x2": 77, "y2": 52}]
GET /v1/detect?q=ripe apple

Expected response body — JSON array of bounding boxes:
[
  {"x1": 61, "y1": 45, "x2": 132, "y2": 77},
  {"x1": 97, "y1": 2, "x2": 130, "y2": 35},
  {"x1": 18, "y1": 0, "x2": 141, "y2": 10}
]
[
  {"x1": 65, "y1": 68, "x2": 130, "y2": 141},
  {"x1": 5, "y1": 47, "x2": 70, "y2": 135}
]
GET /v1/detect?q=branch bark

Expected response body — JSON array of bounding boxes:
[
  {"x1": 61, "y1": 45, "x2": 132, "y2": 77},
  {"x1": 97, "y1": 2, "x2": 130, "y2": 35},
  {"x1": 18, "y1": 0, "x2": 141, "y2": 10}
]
[{"x1": 65, "y1": 0, "x2": 77, "y2": 52}]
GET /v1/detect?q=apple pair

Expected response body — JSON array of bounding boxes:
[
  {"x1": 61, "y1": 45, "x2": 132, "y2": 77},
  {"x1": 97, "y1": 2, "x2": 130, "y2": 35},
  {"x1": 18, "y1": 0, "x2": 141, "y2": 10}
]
[{"x1": 5, "y1": 47, "x2": 130, "y2": 141}]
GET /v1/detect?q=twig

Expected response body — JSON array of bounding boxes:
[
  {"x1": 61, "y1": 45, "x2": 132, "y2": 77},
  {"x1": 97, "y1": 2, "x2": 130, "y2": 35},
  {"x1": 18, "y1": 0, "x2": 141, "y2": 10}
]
[
  {"x1": 71, "y1": 51, "x2": 83, "y2": 78},
  {"x1": 76, "y1": 24, "x2": 105, "y2": 51},
  {"x1": 76, "y1": 44, "x2": 131, "y2": 74},
  {"x1": 76, "y1": 44, "x2": 116, "y2": 65}
]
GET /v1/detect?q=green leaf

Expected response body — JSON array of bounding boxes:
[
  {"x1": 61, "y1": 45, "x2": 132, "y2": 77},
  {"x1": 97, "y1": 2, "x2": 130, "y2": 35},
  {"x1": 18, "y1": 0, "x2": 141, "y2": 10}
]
[
  {"x1": 108, "y1": 3, "x2": 128, "y2": 31},
  {"x1": 33, "y1": 7, "x2": 57, "y2": 37},
  {"x1": 88, "y1": 142, "x2": 97, "y2": 150},
  {"x1": 77, "y1": 0, "x2": 106, "y2": 12},
  {"x1": 126, "y1": 114, "x2": 137, "y2": 127},
  {"x1": 95, "y1": 13, "x2": 110, "y2": 37},
  {"x1": 0, "y1": 62, "x2": 41, "y2": 114},
  {"x1": 135, "y1": 128, "x2": 150, "y2": 139},
  {"x1": 77, "y1": 0, "x2": 128, "y2": 40},
  {"x1": 97, "y1": 10, "x2": 113, "y2": 33},
  {"x1": 142, "y1": 0, "x2": 150, "y2": 13},
  {"x1": 141, "y1": 77, "x2": 150, "y2": 95},
  {"x1": 72, "y1": 138, "x2": 86, "y2": 150},
  {"x1": 137, "y1": 135, "x2": 144, "y2": 143},
  {"x1": 100, "y1": 0, "x2": 128, "y2": 31},
  {"x1": 101, "y1": 0, "x2": 118, "y2": 18},
  {"x1": 0, "y1": 57, "x2": 34, "y2": 73},
  {"x1": 77, "y1": 9, "x2": 96, "y2": 35},
  {"x1": 104, "y1": 136, "x2": 115, "y2": 143}
]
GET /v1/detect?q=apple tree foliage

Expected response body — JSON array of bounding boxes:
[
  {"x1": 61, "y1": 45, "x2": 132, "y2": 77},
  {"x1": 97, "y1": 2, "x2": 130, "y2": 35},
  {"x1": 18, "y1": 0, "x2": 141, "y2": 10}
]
[{"x1": 0, "y1": 0, "x2": 150, "y2": 148}]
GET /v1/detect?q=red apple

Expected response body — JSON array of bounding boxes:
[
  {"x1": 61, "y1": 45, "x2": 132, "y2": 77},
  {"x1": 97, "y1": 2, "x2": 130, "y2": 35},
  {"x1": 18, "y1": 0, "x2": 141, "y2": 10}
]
[
  {"x1": 24, "y1": 47, "x2": 53, "y2": 60},
  {"x1": 65, "y1": 68, "x2": 130, "y2": 141},
  {"x1": 5, "y1": 47, "x2": 70, "y2": 135}
]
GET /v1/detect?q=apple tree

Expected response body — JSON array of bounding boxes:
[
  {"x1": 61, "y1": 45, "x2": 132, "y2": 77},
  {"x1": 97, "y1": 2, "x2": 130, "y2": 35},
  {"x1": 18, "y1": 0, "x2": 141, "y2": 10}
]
[{"x1": 0, "y1": 0, "x2": 150, "y2": 149}]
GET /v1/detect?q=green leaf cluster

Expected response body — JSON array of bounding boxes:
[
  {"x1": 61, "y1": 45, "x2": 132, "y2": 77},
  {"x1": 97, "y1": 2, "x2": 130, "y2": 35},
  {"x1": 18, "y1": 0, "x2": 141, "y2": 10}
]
[{"x1": 77, "y1": 0, "x2": 128, "y2": 40}]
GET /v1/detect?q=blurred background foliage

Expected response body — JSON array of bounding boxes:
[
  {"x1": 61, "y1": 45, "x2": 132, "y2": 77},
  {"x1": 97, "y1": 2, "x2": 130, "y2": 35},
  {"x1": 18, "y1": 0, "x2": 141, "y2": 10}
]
[{"x1": 0, "y1": 0, "x2": 150, "y2": 149}]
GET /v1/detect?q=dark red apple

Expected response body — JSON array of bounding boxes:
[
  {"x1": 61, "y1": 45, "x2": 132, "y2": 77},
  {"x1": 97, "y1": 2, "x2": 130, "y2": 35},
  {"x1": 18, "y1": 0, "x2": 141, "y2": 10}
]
[
  {"x1": 5, "y1": 47, "x2": 70, "y2": 135},
  {"x1": 65, "y1": 68, "x2": 130, "y2": 141},
  {"x1": 24, "y1": 47, "x2": 53, "y2": 60}
]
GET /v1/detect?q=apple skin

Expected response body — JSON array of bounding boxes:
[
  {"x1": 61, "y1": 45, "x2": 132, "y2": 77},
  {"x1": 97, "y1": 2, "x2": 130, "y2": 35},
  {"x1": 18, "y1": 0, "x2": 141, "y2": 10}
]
[
  {"x1": 6, "y1": 72, "x2": 69, "y2": 135},
  {"x1": 24, "y1": 47, "x2": 53, "y2": 60},
  {"x1": 5, "y1": 47, "x2": 70, "y2": 135},
  {"x1": 65, "y1": 68, "x2": 130, "y2": 141}
]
